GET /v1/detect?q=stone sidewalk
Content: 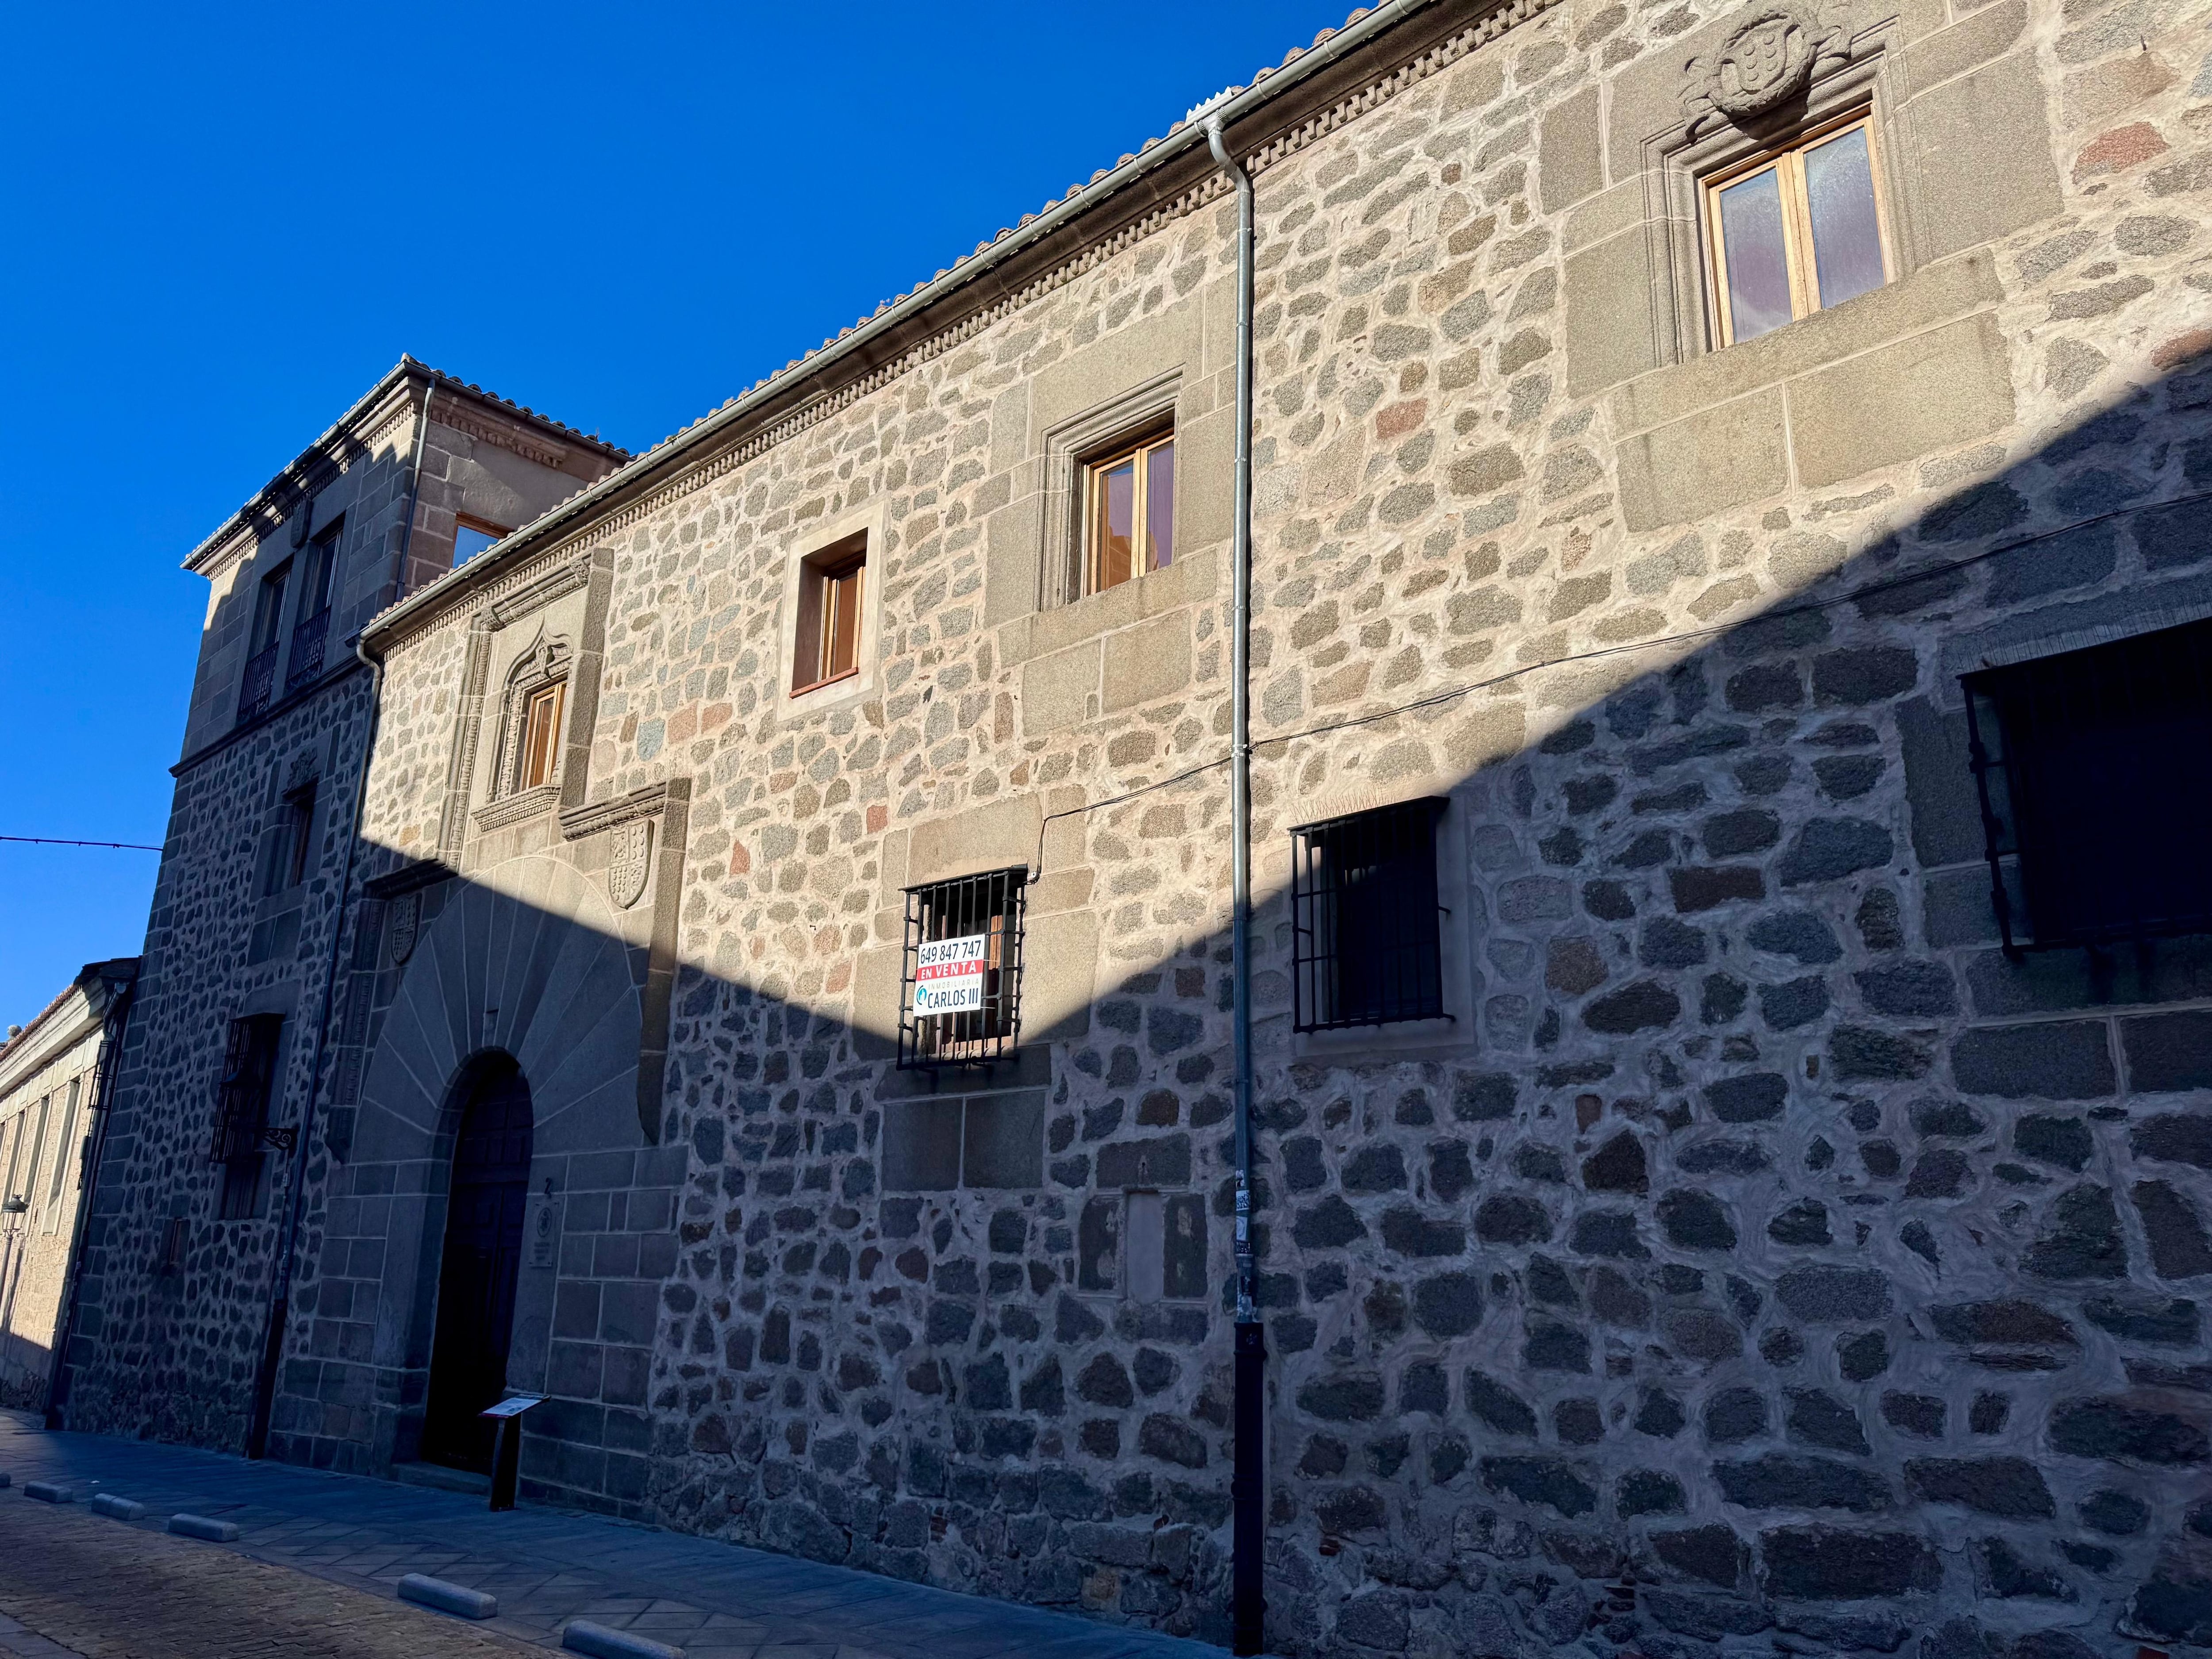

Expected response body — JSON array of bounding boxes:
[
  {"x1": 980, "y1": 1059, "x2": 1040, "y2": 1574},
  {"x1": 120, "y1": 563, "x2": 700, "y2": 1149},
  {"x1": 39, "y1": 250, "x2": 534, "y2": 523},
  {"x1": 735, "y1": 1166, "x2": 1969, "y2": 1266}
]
[{"x1": 0, "y1": 1415, "x2": 1232, "y2": 1659}]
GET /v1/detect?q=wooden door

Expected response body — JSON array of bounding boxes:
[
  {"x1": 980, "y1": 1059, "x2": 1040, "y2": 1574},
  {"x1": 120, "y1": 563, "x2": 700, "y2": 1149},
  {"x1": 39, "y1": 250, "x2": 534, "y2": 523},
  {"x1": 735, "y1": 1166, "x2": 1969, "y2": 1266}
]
[{"x1": 421, "y1": 1064, "x2": 533, "y2": 1471}]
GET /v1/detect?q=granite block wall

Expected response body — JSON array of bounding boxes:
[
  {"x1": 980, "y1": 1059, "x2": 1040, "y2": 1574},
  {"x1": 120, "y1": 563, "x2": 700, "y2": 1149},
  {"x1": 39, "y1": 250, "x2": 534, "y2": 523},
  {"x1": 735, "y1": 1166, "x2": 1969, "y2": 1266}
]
[{"x1": 80, "y1": 0, "x2": 2212, "y2": 1652}]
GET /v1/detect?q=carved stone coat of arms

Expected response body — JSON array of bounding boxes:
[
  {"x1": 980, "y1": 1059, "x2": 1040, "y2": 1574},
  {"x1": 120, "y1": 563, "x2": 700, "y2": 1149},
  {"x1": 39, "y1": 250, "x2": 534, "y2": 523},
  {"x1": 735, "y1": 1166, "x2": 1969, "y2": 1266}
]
[
  {"x1": 608, "y1": 820, "x2": 653, "y2": 910},
  {"x1": 388, "y1": 891, "x2": 420, "y2": 965},
  {"x1": 1682, "y1": 0, "x2": 1848, "y2": 133}
]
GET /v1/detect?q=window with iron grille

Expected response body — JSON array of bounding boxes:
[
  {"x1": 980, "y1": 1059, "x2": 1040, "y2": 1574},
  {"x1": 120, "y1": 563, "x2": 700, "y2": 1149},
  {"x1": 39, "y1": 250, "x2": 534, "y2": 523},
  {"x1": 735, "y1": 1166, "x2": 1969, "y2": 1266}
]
[
  {"x1": 237, "y1": 559, "x2": 291, "y2": 724},
  {"x1": 1290, "y1": 798, "x2": 1449, "y2": 1032},
  {"x1": 212, "y1": 1014, "x2": 285, "y2": 1220},
  {"x1": 1963, "y1": 616, "x2": 2212, "y2": 953},
  {"x1": 287, "y1": 515, "x2": 342, "y2": 693},
  {"x1": 899, "y1": 868, "x2": 1028, "y2": 1069}
]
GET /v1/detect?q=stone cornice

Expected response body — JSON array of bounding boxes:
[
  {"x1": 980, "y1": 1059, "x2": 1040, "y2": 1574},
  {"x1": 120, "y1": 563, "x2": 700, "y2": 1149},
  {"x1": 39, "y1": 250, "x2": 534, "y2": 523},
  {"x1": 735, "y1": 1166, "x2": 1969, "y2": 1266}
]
[
  {"x1": 362, "y1": 858, "x2": 457, "y2": 901},
  {"x1": 170, "y1": 654, "x2": 369, "y2": 779},
  {"x1": 472, "y1": 783, "x2": 561, "y2": 834},
  {"x1": 560, "y1": 777, "x2": 690, "y2": 841},
  {"x1": 185, "y1": 361, "x2": 629, "y2": 580},
  {"x1": 363, "y1": 0, "x2": 1563, "y2": 656}
]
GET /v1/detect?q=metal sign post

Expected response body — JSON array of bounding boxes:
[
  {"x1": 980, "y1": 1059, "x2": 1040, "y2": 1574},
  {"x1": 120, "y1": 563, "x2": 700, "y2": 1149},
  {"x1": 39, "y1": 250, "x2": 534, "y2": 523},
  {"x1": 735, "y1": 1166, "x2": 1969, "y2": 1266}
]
[{"x1": 479, "y1": 1394, "x2": 545, "y2": 1512}]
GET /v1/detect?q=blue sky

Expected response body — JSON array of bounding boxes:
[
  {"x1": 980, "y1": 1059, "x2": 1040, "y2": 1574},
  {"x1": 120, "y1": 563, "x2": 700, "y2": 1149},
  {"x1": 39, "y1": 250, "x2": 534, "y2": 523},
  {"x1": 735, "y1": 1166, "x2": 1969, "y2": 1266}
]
[{"x1": 0, "y1": 0, "x2": 1353, "y2": 1027}]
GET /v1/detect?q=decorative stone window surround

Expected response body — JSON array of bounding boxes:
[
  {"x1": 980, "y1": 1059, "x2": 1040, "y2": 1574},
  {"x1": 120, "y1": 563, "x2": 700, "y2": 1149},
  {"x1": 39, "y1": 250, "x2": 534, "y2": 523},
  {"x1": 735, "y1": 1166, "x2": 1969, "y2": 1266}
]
[
  {"x1": 437, "y1": 549, "x2": 610, "y2": 859},
  {"x1": 1647, "y1": 50, "x2": 1910, "y2": 368},
  {"x1": 487, "y1": 632, "x2": 574, "y2": 798},
  {"x1": 1567, "y1": 0, "x2": 2056, "y2": 422},
  {"x1": 776, "y1": 503, "x2": 887, "y2": 718}
]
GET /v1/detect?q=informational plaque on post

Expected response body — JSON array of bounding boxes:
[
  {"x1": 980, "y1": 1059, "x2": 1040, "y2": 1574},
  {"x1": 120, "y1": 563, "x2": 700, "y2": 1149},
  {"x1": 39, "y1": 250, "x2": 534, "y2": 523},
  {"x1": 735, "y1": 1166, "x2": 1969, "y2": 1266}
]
[{"x1": 913, "y1": 933, "x2": 988, "y2": 1016}]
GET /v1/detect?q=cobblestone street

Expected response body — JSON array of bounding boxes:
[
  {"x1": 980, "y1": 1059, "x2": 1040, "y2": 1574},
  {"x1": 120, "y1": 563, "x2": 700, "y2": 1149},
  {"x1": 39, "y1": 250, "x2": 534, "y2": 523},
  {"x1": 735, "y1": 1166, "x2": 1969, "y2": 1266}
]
[
  {"x1": 0, "y1": 1416, "x2": 1227, "y2": 1659},
  {"x1": 0, "y1": 1503, "x2": 532, "y2": 1658}
]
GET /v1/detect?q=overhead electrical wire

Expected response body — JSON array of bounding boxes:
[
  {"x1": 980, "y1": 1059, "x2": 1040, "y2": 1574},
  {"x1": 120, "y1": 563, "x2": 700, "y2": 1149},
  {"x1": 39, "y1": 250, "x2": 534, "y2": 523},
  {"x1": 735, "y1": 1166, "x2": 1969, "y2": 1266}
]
[
  {"x1": 0, "y1": 836, "x2": 162, "y2": 852},
  {"x1": 1036, "y1": 484, "x2": 2212, "y2": 859}
]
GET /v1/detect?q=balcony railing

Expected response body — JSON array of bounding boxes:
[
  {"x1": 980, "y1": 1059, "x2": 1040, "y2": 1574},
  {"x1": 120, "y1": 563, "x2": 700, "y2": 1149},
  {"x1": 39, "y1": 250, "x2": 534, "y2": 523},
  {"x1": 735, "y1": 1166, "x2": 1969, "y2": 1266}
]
[
  {"x1": 284, "y1": 607, "x2": 330, "y2": 695},
  {"x1": 237, "y1": 640, "x2": 279, "y2": 724}
]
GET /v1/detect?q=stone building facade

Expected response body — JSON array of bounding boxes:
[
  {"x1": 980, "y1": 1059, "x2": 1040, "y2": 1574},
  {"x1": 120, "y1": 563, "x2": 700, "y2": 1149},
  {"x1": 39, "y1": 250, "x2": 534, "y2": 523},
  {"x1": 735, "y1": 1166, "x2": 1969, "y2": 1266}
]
[
  {"x1": 61, "y1": 0, "x2": 2212, "y2": 1655},
  {"x1": 0, "y1": 959, "x2": 135, "y2": 1411},
  {"x1": 54, "y1": 364, "x2": 624, "y2": 1446}
]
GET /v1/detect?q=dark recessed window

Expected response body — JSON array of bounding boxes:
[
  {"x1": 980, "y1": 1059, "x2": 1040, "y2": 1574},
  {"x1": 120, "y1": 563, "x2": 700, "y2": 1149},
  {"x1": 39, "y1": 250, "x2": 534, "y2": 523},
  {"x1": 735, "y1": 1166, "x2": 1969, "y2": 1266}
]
[
  {"x1": 1290, "y1": 798, "x2": 1448, "y2": 1032},
  {"x1": 213, "y1": 1014, "x2": 284, "y2": 1221},
  {"x1": 156, "y1": 1215, "x2": 188, "y2": 1276},
  {"x1": 261, "y1": 782, "x2": 318, "y2": 897},
  {"x1": 1083, "y1": 428, "x2": 1175, "y2": 595},
  {"x1": 1965, "y1": 617, "x2": 2212, "y2": 952},
  {"x1": 238, "y1": 559, "x2": 292, "y2": 723},
  {"x1": 899, "y1": 868, "x2": 1027, "y2": 1069},
  {"x1": 288, "y1": 517, "x2": 342, "y2": 692},
  {"x1": 792, "y1": 534, "x2": 867, "y2": 695}
]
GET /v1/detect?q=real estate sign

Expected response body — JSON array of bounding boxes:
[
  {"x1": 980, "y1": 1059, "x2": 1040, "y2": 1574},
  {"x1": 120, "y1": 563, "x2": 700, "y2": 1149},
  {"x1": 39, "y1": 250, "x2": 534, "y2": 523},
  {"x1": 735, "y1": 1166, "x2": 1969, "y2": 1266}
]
[{"x1": 914, "y1": 933, "x2": 989, "y2": 1016}]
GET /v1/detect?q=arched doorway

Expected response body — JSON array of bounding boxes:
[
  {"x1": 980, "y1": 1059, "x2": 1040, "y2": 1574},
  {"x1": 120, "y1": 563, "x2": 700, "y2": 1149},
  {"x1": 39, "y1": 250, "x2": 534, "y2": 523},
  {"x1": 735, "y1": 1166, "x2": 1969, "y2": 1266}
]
[{"x1": 421, "y1": 1055, "x2": 533, "y2": 1471}]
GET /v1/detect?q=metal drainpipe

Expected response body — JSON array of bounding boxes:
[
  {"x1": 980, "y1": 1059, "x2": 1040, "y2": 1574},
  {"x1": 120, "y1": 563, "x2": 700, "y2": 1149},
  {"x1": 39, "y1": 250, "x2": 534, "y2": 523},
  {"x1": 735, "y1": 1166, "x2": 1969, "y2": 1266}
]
[
  {"x1": 1205, "y1": 110, "x2": 1267, "y2": 1659},
  {"x1": 244, "y1": 378, "x2": 426, "y2": 1455},
  {"x1": 393, "y1": 381, "x2": 436, "y2": 605}
]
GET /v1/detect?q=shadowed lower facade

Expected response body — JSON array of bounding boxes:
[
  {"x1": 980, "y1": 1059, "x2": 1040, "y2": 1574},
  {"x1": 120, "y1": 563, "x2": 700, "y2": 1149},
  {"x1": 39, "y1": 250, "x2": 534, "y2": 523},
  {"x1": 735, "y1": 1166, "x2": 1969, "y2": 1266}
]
[{"x1": 55, "y1": 0, "x2": 2212, "y2": 1653}]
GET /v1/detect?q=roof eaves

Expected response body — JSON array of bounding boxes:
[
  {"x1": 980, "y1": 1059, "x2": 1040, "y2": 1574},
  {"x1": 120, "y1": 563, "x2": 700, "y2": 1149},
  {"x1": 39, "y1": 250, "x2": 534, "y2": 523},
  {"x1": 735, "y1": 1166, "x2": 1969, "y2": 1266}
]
[
  {"x1": 183, "y1": 360, "x2": 631, "y2": 578},
  {"x1": 0, "y1": 957, "x2": 136, "y2": 1074},
  {"x1": 364, "y1": 0, "x2": 1443, "y2": 649}
]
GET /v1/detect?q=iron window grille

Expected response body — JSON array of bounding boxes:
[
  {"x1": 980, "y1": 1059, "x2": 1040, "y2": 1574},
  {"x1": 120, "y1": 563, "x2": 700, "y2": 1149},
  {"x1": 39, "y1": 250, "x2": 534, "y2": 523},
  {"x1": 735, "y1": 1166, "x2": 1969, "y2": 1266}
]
[
  {"x1": 238, "y1": 560, "x2": 291, "y2": 725},
  {"x1": 212, "y1": 1014, "x2": 290, "y2": 1220},
  {"x1": 1290, "y1": 798, "x2": 1450, "y2": 1032},
  {"x1": 285, "y1": 605, "x2": 330, "y2": 694},
  {"x1": 238, "y1": 639, "x2": 280, "y2": 722},
  {"x1": 899, "y1": 867, "x2": 1028, "y2": 1070},
  {"x1": 1963, "y1": 615, "x2": 2212, "y2": 954}
]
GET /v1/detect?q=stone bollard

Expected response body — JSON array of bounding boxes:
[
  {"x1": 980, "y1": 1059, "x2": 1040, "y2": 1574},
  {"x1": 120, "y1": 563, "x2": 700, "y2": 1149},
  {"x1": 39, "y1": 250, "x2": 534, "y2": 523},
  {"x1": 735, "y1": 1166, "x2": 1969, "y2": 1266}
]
[
  {"x1": 397, "y1": 1574, "x2": 499, "y2": 1620},
  {"x1": 560, "y1": 1619, "x2": 686, "y2": 1659},
  {"x1": 167, "y1": 1513, "x2": 242, "y2": 1542}
]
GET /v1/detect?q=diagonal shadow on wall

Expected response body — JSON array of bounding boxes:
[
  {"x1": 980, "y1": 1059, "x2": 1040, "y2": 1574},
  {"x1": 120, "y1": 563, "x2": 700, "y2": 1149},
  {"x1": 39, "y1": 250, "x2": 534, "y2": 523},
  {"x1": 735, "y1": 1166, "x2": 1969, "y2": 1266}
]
[{"x1": 66, "y1": 353, "x2": 2212, "y2": 1655}]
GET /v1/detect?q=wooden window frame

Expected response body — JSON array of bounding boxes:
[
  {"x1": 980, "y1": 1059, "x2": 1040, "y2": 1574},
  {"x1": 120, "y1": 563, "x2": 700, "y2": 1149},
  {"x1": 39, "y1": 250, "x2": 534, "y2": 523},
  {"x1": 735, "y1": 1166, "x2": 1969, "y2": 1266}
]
[
  {"x1": 1702, "y1": 110, "x2": 1894, "y2": 349},
  {"x1": 1080, "y1": 426, "x2": 1175, "y2": 597},
  {"x1": 791, "y1": 534, "x2": 868, "y2": 697},
  {"x1": 518, "y1": 680, "x2": 567, "y2": 790},
  {"x1": 489, "y1": 634, "x2": 573, "y2": 803}
]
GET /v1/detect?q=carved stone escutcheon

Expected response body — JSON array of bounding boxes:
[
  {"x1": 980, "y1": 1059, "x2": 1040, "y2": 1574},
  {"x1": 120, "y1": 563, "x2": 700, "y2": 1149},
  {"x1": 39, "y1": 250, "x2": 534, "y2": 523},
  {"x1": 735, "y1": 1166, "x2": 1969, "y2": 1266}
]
[
  {"x1": 608, "y1": 819, "x2": 653, "y2": 910},
  {"x1": 388, "y1": 891, "x2": 420, "y2": 965},
  {"x1": 1682, "y1": 0, "x2": 1848, "y2": 133}
]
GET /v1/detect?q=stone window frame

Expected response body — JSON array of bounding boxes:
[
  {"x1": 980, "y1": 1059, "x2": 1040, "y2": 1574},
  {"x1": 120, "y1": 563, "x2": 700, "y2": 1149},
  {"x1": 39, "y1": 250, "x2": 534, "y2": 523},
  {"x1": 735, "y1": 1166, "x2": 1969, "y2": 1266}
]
[
  {"x1": 1647, "y1": 50, "x2": 1926, "y2": 366},
  {"x1": 776, "y1": 503, "x2": 887, "y2": 717},
  {"x1": 257, "y1": 775, "x2": 323, "y2": 900},
  {"x1": 1281, "y1": 779, "x2": 1479, "y2": 1064},
  {"x1": 490, "y1": 632, "x2": 574, "y2": 804},
  {"x1": 39, "y1": 1074, "x2": 84, "y2": 1235},
  {"x1": 1039, "y1": 370, "x2": 1182, "y2": 612},
  {"x1": 442, "y1": 549, "x2": 609, "y2": 858}
]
